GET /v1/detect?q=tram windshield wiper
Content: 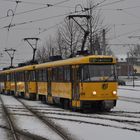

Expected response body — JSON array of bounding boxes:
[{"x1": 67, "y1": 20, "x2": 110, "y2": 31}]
[{"x1": 103, "y1": 73, "x2": 114, "y2": 82}]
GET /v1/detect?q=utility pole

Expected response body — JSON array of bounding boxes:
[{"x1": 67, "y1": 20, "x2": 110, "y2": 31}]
[
  {"x1": 24, "y1": 38, "x2": 39, "y2": 63},
  {"x1": 4, "y1": 48, "x2": 16, "y2": 68},
  {"x1": 89, "y1": 5, "x2": 93, "y2": 54},
  {"x1": 102, "y1": 29, "x2": 106, "y2": 55}
]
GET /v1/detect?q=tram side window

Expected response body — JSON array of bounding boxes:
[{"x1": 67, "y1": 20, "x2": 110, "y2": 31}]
[
  {"x1": 0, "y1": 74, "x2": 5, "y2": 82},
  {"x1": 25, "y1": 71, "x2": 29, "y2": 81},
  {"x1": 52, "y1": 68, "x2": 57, "y2": 81},
  {"x1": 28, "y1": 71, "x2": 36, "y2": 81},
  {"x1": 42, "y1": 69, "x2": 47, "y2": 82},
  {"x1": 6, "y1": 74, "x2": 11, "y2": 81},
  {"x1": 0, "y1": 74, "x2": 6, "y2": 82},
  {"x1": 57, "y1": 67, "x2": 64, "y2": 81},
  {"x1": 52, "y1": 67, "x2": 64, "y2": 82},
  {"x1": 64, "y1": 66, "x2": 71, "y2": 82},
  {"x1": 37, "y1": 70, "x2": 43, "y2": 82},
  {"x1": 16, "y1": 72, "x2": 25, "y2": 81},
  {"x1": 52, "y1": 66, "x2": 71, "y2": 82},
  {"x1": 11, "y1": 73, "x2": 15, "y2": 82}
]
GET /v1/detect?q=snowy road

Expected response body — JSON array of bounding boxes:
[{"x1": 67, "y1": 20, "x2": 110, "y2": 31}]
[{"x1": 0, "y1": 85, "x2": 140, "y2": 140}]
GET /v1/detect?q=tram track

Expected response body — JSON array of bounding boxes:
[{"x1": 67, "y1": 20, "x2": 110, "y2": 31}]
[
  {"x1": 11, "y1": 102, "x2": 140, "y2": 133},
  {"x1": 0, "y1": 124, "x2": 10, "y2": 131},
  {"x1": 0, "y1": 95, "x2": 60, "y2": 140},
  {"x1": 10, "y1": 110, "x2": 140, "y2": 120},
  {"x1": 45, "y1": 116, "x2": 140, "y2": 132},
  {"x1": 21, "y1": 108, "x2": 140, "y2": 132},
  {"x1": 119, "y1": 96, "x2": 140, "y2": 104},
  {"x1": 16, "y1": 97, "x2": 75, "y2": 140},
  {"x1": 0, "y1": 95, "x2": 19, "y2": 140},
  {"x1": 8, "y1": 109, "x2": 140, "y2": 122},
  {"x1": 119, "y1": 87, "x2": 140, "y2": 92},
  {"x1": 44, "y1": 111, "x2": 140, "y2": 125},
  {"x1": 1, "y1": 94, "x2": 140, "y2": 136}
]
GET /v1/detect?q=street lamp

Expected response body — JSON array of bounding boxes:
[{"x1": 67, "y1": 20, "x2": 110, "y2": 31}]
[{"x1": 131, "y1": 54, "x2": 136, "y2": 87}]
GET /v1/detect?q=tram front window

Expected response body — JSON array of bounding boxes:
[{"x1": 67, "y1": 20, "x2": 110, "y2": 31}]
[{"x1": 80, "y1": 64, "x2": 117, "y2": 82}]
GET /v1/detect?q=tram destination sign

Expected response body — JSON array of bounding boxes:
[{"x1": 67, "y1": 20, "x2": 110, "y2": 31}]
[{"x1": 89, "y1": 58, "x2": 113, "y2": 63}]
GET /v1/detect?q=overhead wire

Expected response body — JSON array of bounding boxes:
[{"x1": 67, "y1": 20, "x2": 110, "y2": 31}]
[
  {"x1": 0, "y1": 0, "x2": 127, "y2": 22},
  {"x1": 99, "y1": 5, "x2": 140, "y2": 11},
  {"x1": 0, "y1": 0, "x2": 69, "y2": 6},
  {"x1": 34, "y1": 21, "x2": 64, "y2": 37},
  {"x1": 0, "y1": 0, "x2": 129, "y2": 26},
  {"x1": 2, "y1": 13, "x2": 70, "y2": 29},
  {"x1": 0, "y1": 5, "x2": 87, "y2": 30},
  {"x1": 0, "y1": 0, "x2": 70, "y2": 21},
  {"x1": 109, "y1": 27, "x2": 140, "y2": 41},
  {"x1": 0, "y1": 0, "x2": 108, "y2": 30},
  {"x1": 1, "y1": 0, "x2": 132, "y2": 68},
  {"x1": 0, "y1": 0, "x2": 50, "y2": 5},
  {"x1": 98, "y1": 0, "x2": 126, "y2": 8},
  {"x1": 110, "y1": 23, "x2": 140, "y2": 26},
  {"x1": 8, "y1": 0, "x2": 20, "y2": 30},
  {"x1": 0, "y1": 5, "x2": 51, "y2": 21},
  {"x1": 121, "y1": 10, "x2": 140, "y2": 20},
  {"x1": 5, "y1": 0, "x2": 20, "y2": 49}
]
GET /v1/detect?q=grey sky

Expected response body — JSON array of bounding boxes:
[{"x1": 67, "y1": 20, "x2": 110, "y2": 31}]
[{"x1": 0, "y1": 0, "x2": 140, "y2": 69}]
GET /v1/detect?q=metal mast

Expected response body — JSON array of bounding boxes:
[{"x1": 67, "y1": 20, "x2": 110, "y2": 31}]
[
  {"x1": 4, "y1": 48, "x2": 16, "y2": 68},
  {"x1": 24, "y1": 38, "x2": 39, "y2": 64},
  {"x1": 67, "y1": 14, "x2": 91, "y2": 54}
]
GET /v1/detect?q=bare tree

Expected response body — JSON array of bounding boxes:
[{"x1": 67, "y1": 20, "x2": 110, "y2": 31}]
[
  {"x1": 84, "y1": 0, "x2": 110, "y2": 55},
  {"x1": 128, "y1": 44, "x2": 140, "y2": 65},
  {"x1": 129, "y1": 44, "x2": 140, "y2": 57},
  {"x1": 36, "y1": 36, "x2": 55, "y2": 63},
  {"x1": 56, "y1": 19, "x2": 82, "y2": 58},
  {"x1": 36, "y1": 46, "x2": 48, "y2": 63},
  {"x1": 37, "y1": 0, "x2": 112, "y2": 61}
]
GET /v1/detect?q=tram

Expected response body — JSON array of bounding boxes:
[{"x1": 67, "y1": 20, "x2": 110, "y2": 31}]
[{"x1": 0, "y1": 55, "x2": 118, "y2": 111}]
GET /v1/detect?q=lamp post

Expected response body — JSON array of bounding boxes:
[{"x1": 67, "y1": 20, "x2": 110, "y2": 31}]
[
  {"x1": 127, "y1": 52, "x2": 130, "y2": 79},
  {"x1": 132, "y1": 54, "x2": 136, "y2": 87}
]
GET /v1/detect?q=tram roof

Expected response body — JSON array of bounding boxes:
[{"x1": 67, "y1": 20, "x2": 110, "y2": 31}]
[
  {"x1": 0, "y1": 65, "x2": 35, "y2": 74},
  {"x1": 0, "y1": 55, "x2": 116, "y2": 74},
  {"x1": 35, "y1": 55, "x2": 116, "y2": 69}
]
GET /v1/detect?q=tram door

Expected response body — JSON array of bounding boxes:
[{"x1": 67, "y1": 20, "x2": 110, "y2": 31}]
[
  {"x1": 72, "y1": 65, "x2": 80, "y2": 101},
  {"x1": 25, "y1": 71, "x2": 28, "y2": 94},
  {"x1": 47, "y1": 68, "x2": 52, "y2": 103}
]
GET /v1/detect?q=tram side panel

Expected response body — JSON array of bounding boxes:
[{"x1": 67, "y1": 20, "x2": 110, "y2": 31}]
[
  {"x1": 50, "y1": 66, "x2": 72, "y2": 106},
  {"x1": 36, "y1": 69, "x2": 48, "y2": 101},
  {"x1": 25, "y1": 70, "x2": 37, "y2": 100}
]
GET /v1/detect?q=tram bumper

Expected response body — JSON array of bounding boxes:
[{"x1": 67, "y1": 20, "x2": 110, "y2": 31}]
[{"x1": 80, "y1": 100, "x2": 117, "y2": 110}]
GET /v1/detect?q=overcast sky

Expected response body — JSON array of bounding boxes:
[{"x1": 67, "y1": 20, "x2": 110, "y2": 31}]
[{"x1": 0, "y1": 0, "x2": 140, "y2": 69}]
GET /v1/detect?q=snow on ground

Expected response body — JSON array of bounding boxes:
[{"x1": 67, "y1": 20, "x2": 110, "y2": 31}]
[
  {"x1": 22, "y1": 83, "x2": 140, "y2": 140},
  {"x1": 52, "y1": 85, "x2": 140, "y2": 140},
  {"x1": 0, "y1": 95, "x2": 63, "y2": 140},
  {"x1": 0, "y1": 81, "x2": 140, "y2": 140},
  {"x1": 0, "y1": 101, "x2": 13, "y2": 140},
  {"x1": 116, "y1": 84, "x2": 140, "y2": 112},
  {"x1": 55, "y1": 120, "x2": 140, "y2": 140}
]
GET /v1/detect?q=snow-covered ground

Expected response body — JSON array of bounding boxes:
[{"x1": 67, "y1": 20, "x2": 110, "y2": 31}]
[
  {"x1": 0, "y1": 83, "x2": 140, "y2": 140},
  {"x1": 0, "y1": 103, "x2": 13, "y2": 140}
]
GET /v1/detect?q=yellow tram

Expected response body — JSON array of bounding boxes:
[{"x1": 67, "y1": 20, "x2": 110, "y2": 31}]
[
  {"x1": 0, "y1": 55, "x2": 118, "y2": 111},
  {"x1": 0, "y1": 69, "x2": 12, "y2": 94},
  {"x1": 35, "y1": 55, "x2": 118, "y2": 111},
  {"x1": 0, "y1": 65, "x2": 37, "y2": 100}
]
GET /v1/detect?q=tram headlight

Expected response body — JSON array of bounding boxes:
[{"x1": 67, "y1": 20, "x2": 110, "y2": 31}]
[
  {"x1": 93, "y1": 91, "x2": 97, "y2": 95},
  {"x1": 113, "y1": 91, "x2": 117, "y2": 95}
]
